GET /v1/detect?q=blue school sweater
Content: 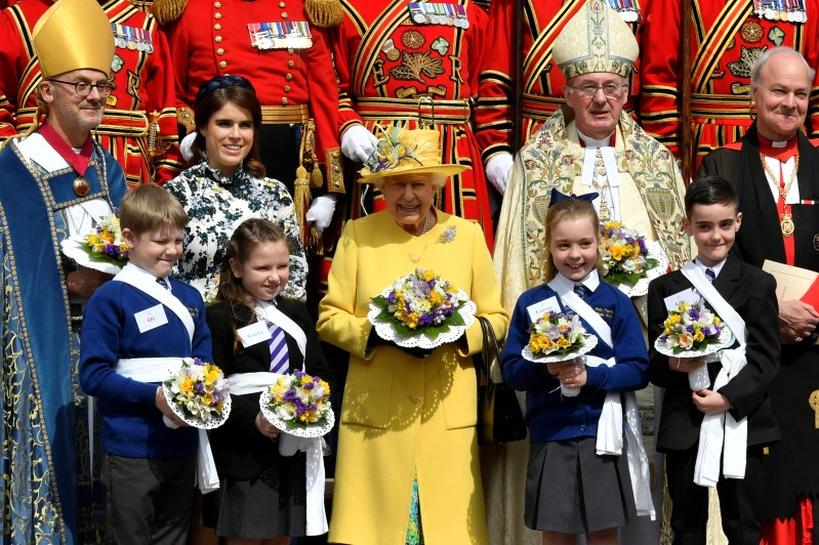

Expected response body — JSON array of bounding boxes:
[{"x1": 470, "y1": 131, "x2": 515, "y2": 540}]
[
  {"x1": 79, "y1": 276, "x2": 212, "y2": 458},
  {"x1": 502, "y1": 277, "x2": 649, "y2": 443}
]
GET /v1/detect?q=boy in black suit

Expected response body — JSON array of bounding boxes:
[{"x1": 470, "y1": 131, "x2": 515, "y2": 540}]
[{"x1": 647, "y1": 175, "x2": 781, "y2": 545}]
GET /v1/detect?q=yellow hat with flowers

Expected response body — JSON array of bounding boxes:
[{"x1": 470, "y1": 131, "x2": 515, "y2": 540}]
[
  {"x1": 552, "y1": 0, "x2": 639, "y2": 80},
  {"x1": 33, "y1": 0, "x2": 114, "y2": 78},
  {"x1": 357, "y1": 127, "x2": 468, "y2": 185}
]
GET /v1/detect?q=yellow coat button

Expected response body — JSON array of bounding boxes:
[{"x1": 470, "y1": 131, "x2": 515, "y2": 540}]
[
  {"x1": 214, "y1": 12, "x2": 222, "y2": 19},
  {"x1": 216, "y1": 48, "x2": 224, "y2": 55},
  {"x1": 215, "y1": 35, "x2": 223, "y2": 43},
  {"x1": 281, "y1": 97, "x2": 288, "y2": 105},
  {"x1": 219, "y1": 60, "x2": 227, "y2": 69}
]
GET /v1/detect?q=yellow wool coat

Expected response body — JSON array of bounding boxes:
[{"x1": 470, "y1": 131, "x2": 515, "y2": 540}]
[{"x1": 317, "y1": 210, "x2": 509, "y2": 545}]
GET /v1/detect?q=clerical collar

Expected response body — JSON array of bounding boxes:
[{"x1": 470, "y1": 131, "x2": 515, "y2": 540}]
[
  {"x1": 38, "y1": 122, "x2": 93, "y2": 177},
  {"x1": 757, "y1": 133, "x2": 798, "y2": 162},
  {"x1": 577, "y1": 129, "x2": 616, "y2": 148}
]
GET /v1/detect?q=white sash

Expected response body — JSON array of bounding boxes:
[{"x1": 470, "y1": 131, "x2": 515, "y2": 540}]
[
  {"x1": 225, "y1": 372, "x2": 328, "y2": 535},
  {"x1": 680, "y1": 262, "x2": 748, "y2": 486},
  {"x1": 255, "y1": 301, "x2": 307, "y2": 360},
  {"x1": 114, "y1": 263, "x2": 195, "y2": 344},
  {"x1": 116, "y1": 356, "x2": 220, "y2": 494},
  {"x1": 546, "y1": 277, "x2": 656, "y2": 519}
]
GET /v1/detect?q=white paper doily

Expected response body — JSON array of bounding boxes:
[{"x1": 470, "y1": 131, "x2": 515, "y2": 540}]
[
  {"x1": 522, "y1": 334, "x2": 599, "y2": 364},
  {"x1": 259, "y1": 388, "x2": 335, "y2": 438},
  {"x1": 367, "y1": 288, "x2": 477, "y2": 349},
  {"x1": 609, "y1": 240, "x2": 668, "y2": 298},
  {"x1": 654, "y1": 327, "x2": 735, "y2": 359},
  {"x1": 60, "y1": 237, "x2": 123, "y2": 275},
  {"x1": 162, "y1": 383, "x2": 232, "y2": 430}
]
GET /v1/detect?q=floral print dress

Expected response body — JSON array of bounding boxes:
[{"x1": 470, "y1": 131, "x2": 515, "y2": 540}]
[{"x1": 165, "y1": 161, "x2": 307, "y2": 301}]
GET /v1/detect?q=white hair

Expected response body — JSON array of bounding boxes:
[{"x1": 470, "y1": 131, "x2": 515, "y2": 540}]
[{"x1": 750, "y1": 47, "x2": 816, "y2": 87}]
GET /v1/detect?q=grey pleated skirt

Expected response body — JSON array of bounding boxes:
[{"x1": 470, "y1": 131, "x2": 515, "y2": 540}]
[
  {"x1": 214, "y1": 454, "x2": 307, "y2": 539},
  {"x1": 524, "y1": 437, "x2": 636, "y2": 534}
]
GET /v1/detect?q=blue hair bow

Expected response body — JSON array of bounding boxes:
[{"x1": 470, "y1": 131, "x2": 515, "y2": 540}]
[{"x1": 549, "y1": 188, "x2": 599, "y2": 207}]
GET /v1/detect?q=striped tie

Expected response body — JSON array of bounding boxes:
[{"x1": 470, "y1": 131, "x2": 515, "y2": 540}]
[
  {"x1": 574, "y1": 283, "x2": 591, "y2": 299},
  {"x1": 267, "y1": 321, "x2": 290, "y2": 374},
  {"x1": 705, "y1": 268, "x2": 716, "y2": 283},
  {"x1": 157, "y1": 277, "x2": 169, "y2": 290}
]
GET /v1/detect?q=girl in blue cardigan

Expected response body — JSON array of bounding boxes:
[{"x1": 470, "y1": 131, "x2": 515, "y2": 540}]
[{"x1": 501, "y1": 192, "x2": 650, "y2": 545}]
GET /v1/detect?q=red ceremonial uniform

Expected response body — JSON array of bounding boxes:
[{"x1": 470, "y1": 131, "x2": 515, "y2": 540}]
[
  {"x1": 165, "y1": 0, "x2": 344, "y2": 194},
  {"x1": 0, "y1": 0, "x2": 182, "y2": 185},
  {"x1": 332, "y1": 0, "x2": 494, "y2": 248},
  {"x1": 474, "y1": 0, "x2": 644, "y2": 160},
  {"x1": 639, "y1": 0, "x2": 819, "y2": 170}
]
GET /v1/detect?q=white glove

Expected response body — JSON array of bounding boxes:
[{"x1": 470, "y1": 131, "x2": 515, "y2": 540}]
[
  {"x1": 306, "y1": 193, "x2": 337, "y2": 233},
  {"x1": 485, "y1": 152, "x2": 514, "y2": 195},
  {"x1": 340, "y1": 124, "x2": 378, "y2": 163},
  {"x1": 179, "y1": 131, "x2": 197, "y2": 163}
]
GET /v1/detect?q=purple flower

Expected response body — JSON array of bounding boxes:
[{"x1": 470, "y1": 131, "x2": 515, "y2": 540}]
[
  {"x1": 193, "y1": 358, "x2": 204, "y2": 366},
  {"x1": 688, "y1": 306, "x2": 700, "y2": 321}
]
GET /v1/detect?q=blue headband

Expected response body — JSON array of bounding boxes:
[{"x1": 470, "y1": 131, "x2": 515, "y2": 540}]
[
  {"x1": 549, "y1": 188, "x2": 599, "y2": 207},
  {"x1": 195, "y1": 75, "x2": 256, "y2": 105}
]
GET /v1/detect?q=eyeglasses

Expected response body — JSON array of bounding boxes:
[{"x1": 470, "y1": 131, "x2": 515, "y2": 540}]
[
  {"x1": 48, "y1": 79, "x2": 115, "y2": 98},
  {"x1": 567, "y1": 82, "x2": 628, "y2": 99}
]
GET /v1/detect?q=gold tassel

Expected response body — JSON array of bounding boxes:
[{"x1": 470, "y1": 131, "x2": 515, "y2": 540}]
[
  {"x1": 293, "y1": 165, "x2": 312, "y2": 248},
  {"x1": 302, "y1": 120, "x2": 324, "y2": 189},
  {"x1": 304, "y1": 0, "x2": 343, "y2": 27},
  {"x1": 151, "y1": 0, "x2": 188, "y2": 26}
]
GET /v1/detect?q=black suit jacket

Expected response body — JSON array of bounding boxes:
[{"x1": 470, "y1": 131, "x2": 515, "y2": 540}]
[
  {"x1": 647, "y1": 254, "x2": 781, "y2": 452},
  {"x1": 206, "y1": 298, "x2": 334, "y2": 481},
  {"x1": 699, "y1": 124, "x2": 819, "y2": 271}
]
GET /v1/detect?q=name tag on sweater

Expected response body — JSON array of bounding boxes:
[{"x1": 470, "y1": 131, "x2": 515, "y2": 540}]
[
  {"x1": 237, "y1": 321, "x2": 272, "y2": 348},
  {"x1": 663, "y1": 288, "x2": 699, "y2": 312},
  {"x1": 526, "y1": 296, "x2": 560, "y2": 322},
  {"x1": 134, "y1": 304, "x2": 168, "y2": 333}
]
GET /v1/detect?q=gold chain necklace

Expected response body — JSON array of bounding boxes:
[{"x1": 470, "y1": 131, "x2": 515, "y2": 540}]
[{"x1": 760, "y1": 154, "x2": 799, "y2": 237}]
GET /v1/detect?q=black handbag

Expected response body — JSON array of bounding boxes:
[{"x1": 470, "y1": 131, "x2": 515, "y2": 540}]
[{"x1": 474, "y1": 316, "x2": 527, "y2": 446}]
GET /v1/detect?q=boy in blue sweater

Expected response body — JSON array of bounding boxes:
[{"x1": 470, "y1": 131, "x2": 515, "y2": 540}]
[{"x1": 80, "y1": 184, "x2": 212, "y2": 545}]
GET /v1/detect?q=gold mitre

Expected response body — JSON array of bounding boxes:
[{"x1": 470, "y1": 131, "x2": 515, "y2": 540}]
[
  {"x1": 33, "y1": 0, "x2": 114, "y2": 78},
  {"x1": 358, "y1": 128, "x2": 468, "y2": 185},
  {"x1": 553, "y1": 0, "x2": 639, "y2": 80}
]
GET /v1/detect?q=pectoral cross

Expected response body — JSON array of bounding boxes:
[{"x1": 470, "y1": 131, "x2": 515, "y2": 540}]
[{"x1": 809, "y1": 390, "x2": 819, "y2": 429}]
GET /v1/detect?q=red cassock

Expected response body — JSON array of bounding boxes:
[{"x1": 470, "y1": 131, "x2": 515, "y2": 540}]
[
  {"x1": 0, "y1": 0, "x2": 181, "y2": 185},
  {"x1": 165, "y1": 0, "x2": 344, "y2": 193},
  {"x1": 332, "y1": 0, "x2": 495, "y2": 249},
  {"x1": 639, "y1": 0, "x2": 819, "y2": 170},
  {"x1": 474, "y1": 0, "x2": 645, "y2": 159}
]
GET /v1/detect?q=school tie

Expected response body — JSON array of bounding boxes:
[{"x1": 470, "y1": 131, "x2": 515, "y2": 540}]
[
  {"x1": 157, "y1": 277, "x2": 169, "y2": 290},
  {"x1": 267, "y1": 321, "x2": 290, "y2": 374},
  {"x1": 574, "y1": 283, "x2": 591, "y2": 299},
  {"x1": 705, "y1": 268, "x2": 716, "y2": 283}
]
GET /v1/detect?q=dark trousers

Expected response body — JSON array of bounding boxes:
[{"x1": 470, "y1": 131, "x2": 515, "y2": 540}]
[
  {"x1": 103, "y1": 453, "x2": 196, "y2": 545},
  {"x1": 666, "y1": 445, "x2": 765, "y2": 545}
]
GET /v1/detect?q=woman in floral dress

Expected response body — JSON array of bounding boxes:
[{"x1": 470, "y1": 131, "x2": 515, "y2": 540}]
[{"x1": 165, "y1": 75, "x2": 306, "y2": 301}]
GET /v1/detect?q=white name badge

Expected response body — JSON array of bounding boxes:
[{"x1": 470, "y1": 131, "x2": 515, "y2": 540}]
[
  {"x1": 236, "y1": 321, "x2": 272, "y2": 348},
  {"x1": 134, "y1": 304, "x2": 168, "y2": 333},
  {"x1": 664, "y1": 288, "x2": 700, "y2": 312},
  {"x1": 526, "y1": 296, "x2": 561, "y2": 322}
]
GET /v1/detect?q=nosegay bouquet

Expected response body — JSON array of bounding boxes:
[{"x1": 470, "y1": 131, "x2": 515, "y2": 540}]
[
  {"x1": 368, "y1": 268, "x2": 476, "y2": 349},
  {"x1": 654, "y1": 301, "x2": 734, "y2": 390},
  {"x1": 525, "y1": 310, "x2": 594, "y2": 360},
  {"x1": 599, "y1": 221, "x2": 663, "y2": 296},
  {"x1": 656, "y1": 301, "x2": 724, "y2": 354},
  {"x1": 60, "y1": 210, "x2": 130, "y2": 274},
  {"x1": 260, "y1": 369, "x2": 334, "y2": 438},
  {"x1": 163, "y1": 358, "x2": 231, "y2": 429}
]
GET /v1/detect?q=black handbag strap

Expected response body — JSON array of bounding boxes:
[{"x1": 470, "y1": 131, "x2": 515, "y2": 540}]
[{"x1": 475, "y1": 316, "x2": 502, "y2": 394}]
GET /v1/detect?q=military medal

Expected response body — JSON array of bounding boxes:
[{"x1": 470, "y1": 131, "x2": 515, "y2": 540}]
[{"x1": 73, "y1": 177, "x2": 90, "y2": 197}]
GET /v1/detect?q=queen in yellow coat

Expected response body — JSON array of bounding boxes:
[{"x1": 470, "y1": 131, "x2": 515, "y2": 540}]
[{"x1": 317, "y1": 128, "x2": 509, "y2": 545}]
